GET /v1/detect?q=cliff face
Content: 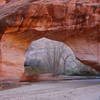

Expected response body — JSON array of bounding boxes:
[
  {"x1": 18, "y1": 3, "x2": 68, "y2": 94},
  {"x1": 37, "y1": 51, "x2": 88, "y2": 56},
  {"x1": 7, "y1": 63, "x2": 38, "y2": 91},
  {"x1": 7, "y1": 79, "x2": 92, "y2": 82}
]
[{"x1": 0, "y1": 0, "x2": 100, "y2": 80}]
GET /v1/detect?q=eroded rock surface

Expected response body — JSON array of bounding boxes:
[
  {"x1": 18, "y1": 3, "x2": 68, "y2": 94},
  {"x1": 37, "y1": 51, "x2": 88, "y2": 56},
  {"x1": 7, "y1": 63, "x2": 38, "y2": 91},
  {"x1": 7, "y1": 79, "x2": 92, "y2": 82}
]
[
  {"x1": 25, "y1": 38, "x2": 96, "y2": 75},
  {"x1": 0, "y1": 0, "x2": 100, "y2": 80}
]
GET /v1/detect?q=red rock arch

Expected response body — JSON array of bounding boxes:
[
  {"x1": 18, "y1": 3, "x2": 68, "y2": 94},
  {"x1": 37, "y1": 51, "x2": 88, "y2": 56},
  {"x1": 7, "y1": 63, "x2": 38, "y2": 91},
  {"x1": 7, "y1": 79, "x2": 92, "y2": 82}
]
[
  {"x1": 0, "y1": 27, "x2": 100, "y2": 80},
  {"x1": 0, "y1": 0, "x2": 100, "y2": 80}
]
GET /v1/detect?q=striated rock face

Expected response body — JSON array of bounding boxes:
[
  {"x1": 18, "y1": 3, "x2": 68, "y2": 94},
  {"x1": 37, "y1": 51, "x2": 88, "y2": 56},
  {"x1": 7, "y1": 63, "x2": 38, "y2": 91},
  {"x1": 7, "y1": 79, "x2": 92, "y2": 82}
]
[
  {"x1": 0, "y1": 0, "x2": 100, "y2": 80},
  {"x1": 25, "y1": 38, "x2": 96, "y2": 76}
]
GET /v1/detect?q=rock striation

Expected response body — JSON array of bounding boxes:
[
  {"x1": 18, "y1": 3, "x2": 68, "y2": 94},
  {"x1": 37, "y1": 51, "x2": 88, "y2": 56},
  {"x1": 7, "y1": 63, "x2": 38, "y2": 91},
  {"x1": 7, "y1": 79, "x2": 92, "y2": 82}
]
[
  {"x1": 0, "y1": 0, "x2": 100, "y2": 80},
  {"x1": 25, "y1": 38, "x2": 96, "y2": 75}
]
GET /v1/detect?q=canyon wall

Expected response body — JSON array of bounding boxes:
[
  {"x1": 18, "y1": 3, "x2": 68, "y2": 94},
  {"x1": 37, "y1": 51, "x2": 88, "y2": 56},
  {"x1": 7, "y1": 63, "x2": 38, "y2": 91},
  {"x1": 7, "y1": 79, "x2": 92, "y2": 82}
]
[{"x1": 0, "y1": 0, "x2": 100, "y2": 80}]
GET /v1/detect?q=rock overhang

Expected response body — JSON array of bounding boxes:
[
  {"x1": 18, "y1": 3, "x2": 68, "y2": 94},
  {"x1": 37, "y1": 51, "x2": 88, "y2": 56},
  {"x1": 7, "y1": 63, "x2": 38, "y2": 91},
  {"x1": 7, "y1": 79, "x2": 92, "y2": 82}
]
[{"x1": 0, "y1": 0, "x2": 100, "y2": 80}]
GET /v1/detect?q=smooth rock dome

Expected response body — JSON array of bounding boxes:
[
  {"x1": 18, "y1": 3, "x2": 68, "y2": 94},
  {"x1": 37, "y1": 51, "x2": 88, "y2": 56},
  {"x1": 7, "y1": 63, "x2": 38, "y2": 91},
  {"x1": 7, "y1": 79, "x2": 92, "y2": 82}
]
[{"x1": 24, "y1": 38, "x2": 95, "y2": 75}]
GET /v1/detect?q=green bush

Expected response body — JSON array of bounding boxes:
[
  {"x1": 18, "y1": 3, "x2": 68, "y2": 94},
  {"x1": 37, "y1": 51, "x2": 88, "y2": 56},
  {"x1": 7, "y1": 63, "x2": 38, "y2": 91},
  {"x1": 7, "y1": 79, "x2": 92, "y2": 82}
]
[
  {"x1": 25, "y1": 66, "x2": 49, "y2": 75},
  {"x1": 64, "y1": 69, "x2": 100, "y2": 76}
]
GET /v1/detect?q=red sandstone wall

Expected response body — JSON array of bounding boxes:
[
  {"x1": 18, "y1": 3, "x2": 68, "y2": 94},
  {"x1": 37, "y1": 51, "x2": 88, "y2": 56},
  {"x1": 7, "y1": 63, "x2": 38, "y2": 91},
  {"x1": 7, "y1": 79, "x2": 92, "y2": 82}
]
[{"x1": 0, "y1": 0, "x2": 100, "y2": 80}]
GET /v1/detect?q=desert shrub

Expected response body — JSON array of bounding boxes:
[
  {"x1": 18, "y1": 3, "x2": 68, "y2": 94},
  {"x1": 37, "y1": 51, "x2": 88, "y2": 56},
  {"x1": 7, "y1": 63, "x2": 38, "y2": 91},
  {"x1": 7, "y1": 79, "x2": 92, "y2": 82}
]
[
  {"x1": 25, "y1": 66, "x2": 48, "y2": 75},
  {"x1": 64, "y1": 69, "x2": 99, "y2": 76}
]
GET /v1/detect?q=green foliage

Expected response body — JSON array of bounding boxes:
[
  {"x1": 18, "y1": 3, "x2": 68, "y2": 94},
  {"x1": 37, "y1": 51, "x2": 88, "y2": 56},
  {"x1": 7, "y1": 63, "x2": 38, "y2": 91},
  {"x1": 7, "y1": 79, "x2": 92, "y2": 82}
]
[
  {"x1": 95, "y1": 72, "x2": 100, "y2": 76},
  {"x1": 25, "y1": 66, "x2": 49, "y2": 75},
  {"x1": 64, "y1": 69, "x2": 80, "y2": 76},
  {"x1": 64, "y1": 69, "x2": 100, "y2": 76}
]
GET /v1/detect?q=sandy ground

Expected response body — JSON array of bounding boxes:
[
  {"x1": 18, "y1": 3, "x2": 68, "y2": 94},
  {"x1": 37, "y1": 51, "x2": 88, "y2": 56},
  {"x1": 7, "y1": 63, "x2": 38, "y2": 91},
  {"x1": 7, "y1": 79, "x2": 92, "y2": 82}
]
[{"x1": 0, "y1": 79, "x2": 100, "y2": 100}]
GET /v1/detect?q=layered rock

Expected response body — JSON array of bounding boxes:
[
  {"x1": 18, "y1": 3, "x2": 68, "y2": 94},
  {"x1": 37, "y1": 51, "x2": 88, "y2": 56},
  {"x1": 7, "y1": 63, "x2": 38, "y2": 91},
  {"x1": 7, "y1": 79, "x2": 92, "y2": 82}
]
[
  {"x1": 0, "y1": 0, "x2": 6, "y2": 6},
  {"x1": 25, "y1": 38, "x2": 96, "y2": 75},
  {"x1": 0, "y1": 0, "x2": 100, "y2": 80}
]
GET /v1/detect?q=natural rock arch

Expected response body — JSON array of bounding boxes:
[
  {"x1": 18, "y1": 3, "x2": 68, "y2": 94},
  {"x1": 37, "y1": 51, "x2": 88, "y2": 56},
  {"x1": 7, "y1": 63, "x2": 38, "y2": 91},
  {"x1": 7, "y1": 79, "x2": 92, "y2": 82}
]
[
  {"x1": 0, "y1": 0, "x2": 100, "y2": 80},
  {"x1": 0, "y1": 28, "x2": 100, "y2": 80},
  {"x1": 0, "y1": 29, "x2": 71, "y2": 80}
]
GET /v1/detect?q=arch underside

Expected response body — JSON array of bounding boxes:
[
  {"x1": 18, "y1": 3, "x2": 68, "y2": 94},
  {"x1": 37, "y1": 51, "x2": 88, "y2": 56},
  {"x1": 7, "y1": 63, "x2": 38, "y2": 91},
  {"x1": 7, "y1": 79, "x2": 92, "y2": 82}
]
[{"x1": 0, "y1": 0, "x2": 100, "y2": 80}]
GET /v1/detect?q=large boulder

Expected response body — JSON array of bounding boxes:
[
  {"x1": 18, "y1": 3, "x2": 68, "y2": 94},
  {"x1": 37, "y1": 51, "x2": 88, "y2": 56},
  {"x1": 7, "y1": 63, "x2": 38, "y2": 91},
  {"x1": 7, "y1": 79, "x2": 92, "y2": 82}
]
[{"x1": 25, "y1": 38, "x2": 97, "y2": 76}]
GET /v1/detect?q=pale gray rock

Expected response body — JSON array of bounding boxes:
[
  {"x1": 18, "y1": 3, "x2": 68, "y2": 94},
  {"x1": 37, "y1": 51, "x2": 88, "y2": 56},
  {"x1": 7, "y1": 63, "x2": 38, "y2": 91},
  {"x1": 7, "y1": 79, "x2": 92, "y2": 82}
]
[{"x1": 25, "y1": 38, "x2": 97, "y2": 75}]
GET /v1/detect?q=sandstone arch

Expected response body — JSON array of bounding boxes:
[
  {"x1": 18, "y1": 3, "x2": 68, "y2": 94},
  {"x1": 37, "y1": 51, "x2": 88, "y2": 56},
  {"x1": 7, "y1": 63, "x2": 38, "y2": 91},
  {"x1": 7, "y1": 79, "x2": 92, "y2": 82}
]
[{"x1": 0, "y1": 0, "x2": 100, "y2": 80}]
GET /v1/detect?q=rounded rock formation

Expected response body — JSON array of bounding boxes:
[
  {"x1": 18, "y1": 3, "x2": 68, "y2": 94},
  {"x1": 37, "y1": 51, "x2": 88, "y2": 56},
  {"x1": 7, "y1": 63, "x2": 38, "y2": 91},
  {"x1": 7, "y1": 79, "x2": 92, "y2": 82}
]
[
  {"x1": 24, "y1": 38, "x2": 96, "y2": 76},
  {"x1": 0, "y1": 0, "x2": 100, "y2": 80}
]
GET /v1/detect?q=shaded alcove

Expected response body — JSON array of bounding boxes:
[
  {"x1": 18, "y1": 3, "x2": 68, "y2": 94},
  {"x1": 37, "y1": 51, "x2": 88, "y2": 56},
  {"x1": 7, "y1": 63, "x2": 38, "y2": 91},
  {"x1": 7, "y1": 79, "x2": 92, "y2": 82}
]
[
  {"x1": 0, "y1": 27, "x2": 100, "y2": 80},
  {"x1": 24, "y1": 38, "x2": 75, "y2": 75},
  {"x1": 0, "y1": 29, "x2": 71, "y2": 80},
  {"x1": 0, "y1": 0, "x2": 100, "y2": 81},
  {"x1": 24, "y1": 37, "x2": 98, "y2": 78}
]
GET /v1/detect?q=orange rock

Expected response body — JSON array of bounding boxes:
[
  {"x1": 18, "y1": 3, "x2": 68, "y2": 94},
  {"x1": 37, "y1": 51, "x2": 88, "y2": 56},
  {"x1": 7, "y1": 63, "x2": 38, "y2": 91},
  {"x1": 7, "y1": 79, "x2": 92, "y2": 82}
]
[
  {"x1": 0, "y1": 0, "x2": 6, "y2": 6},
  {"x1": 0, "y1": 0, "x2": 100, "y2": 80}
]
